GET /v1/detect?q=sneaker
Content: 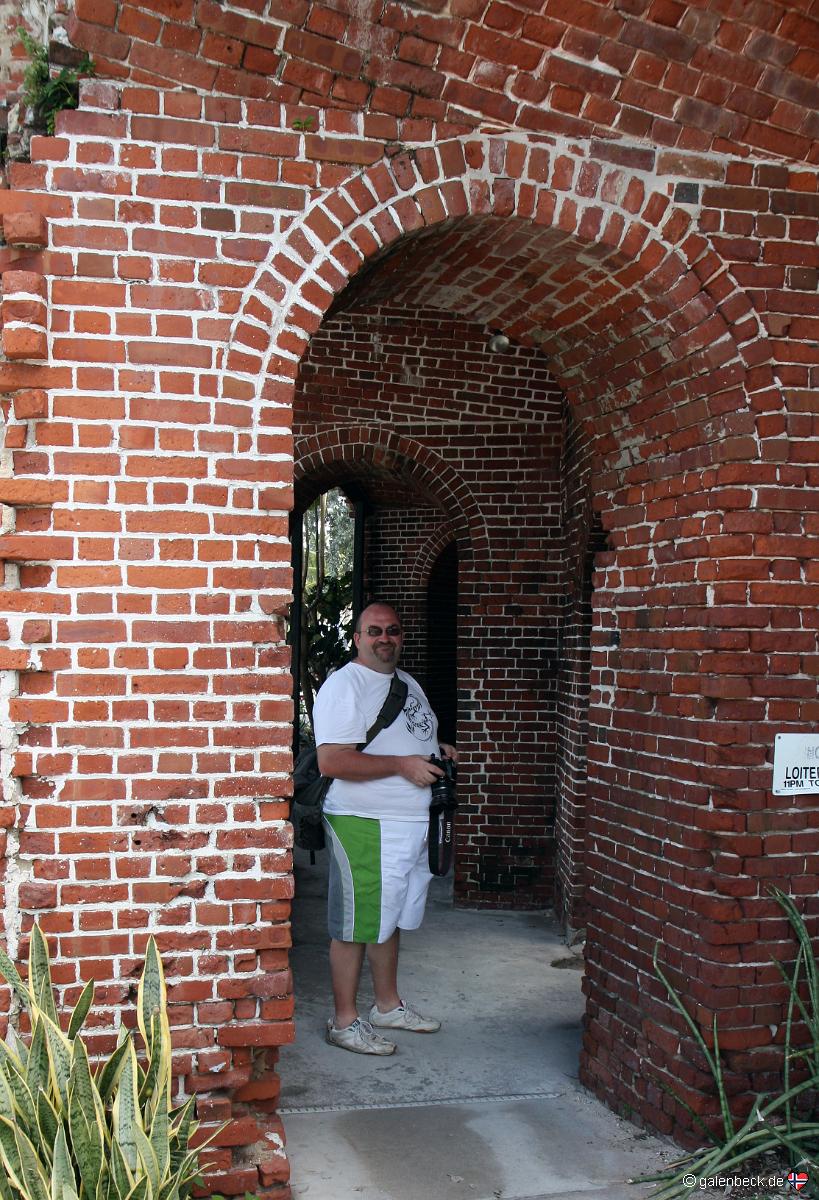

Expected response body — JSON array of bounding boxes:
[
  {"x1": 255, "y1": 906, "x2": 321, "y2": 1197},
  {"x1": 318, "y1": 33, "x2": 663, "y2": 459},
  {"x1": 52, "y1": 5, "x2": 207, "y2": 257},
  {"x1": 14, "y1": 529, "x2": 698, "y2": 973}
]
[
  {"x1": 326, "y1": 1017, "x2": 396, "y2": 1055},
  {"x1": 368, "y1": 1000, "x2": 441, "y2": 1033}
]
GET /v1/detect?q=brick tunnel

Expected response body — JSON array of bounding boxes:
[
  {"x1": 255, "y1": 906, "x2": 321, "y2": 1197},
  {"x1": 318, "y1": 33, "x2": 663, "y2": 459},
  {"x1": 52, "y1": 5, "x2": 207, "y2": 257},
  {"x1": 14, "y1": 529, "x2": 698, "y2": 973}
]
[{"x1": 0, "y1": 0, "x2": 817, "y2": 1194}]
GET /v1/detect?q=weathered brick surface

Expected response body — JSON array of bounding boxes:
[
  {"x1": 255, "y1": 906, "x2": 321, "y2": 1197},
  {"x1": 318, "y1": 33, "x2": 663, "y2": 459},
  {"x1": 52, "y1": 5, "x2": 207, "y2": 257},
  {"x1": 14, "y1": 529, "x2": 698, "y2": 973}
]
[
  {"x1": 59, "y1": 0, "x2": 819, "y2": 162},
  {"x1": 0, "y1": 0, "x2": 814, "y2": 1182}
]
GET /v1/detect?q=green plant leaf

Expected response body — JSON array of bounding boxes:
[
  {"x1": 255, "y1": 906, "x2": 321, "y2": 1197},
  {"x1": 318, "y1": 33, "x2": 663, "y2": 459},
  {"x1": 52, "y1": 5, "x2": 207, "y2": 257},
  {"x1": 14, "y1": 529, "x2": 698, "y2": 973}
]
[
  {"x1": 42, "y1": 1014, "x2": 72, "y2": 1111},
  {"x1": 1, "y1": 1049, "x2": 38, "y2": 1135},
  {"x1": 7, "y1": 1023, "x2": 30, "y2": 1066},
  {"x1": 0, "y1": 1032, "x2": 28, "y2": 1080},
  {"x1": 113, "y1": 1039, "x2": 142, "y2": 1172},
  {"x1": 709, "y1": 1013, "x2": 734, "y2": 1141},
  {"x1": 70, "y1": 1035, "x2": 106, "y2": 1133},
  {"x1": 0, "y1": 1163, "x2": 15, "y2": 1200},
  {"x1": 169, "y1": 1097, "x2": 195, "y2": 1172},
  {"x1": 0, "y1": 940, "x2": 31, "y2": 1010},
  {"x1": 51, "y1": 1124, "x2": 77, "y2": 1200},
  {"x1": 68, "y1": 1098, "x2": 103, "y2": 1200},
  {"x1": 30, "y1": 925, "x2": 58, "y2": 1026},
  {"x1": 17, "y1": 27, "x2": 94, "y2": 138},
  {"x1": 0, "y1": 1113, "x2": 25, "y2": 1191},
  {"x1": 168, "y1": 1146, "x2": 202, "y2": 1196},
  {"x1": 124, "y1": 1179, "x2": 149, "y2": 1200},
  {"x1": 0, "y1": 1069, "x2": 15, "y2": 1124},
  {"x1": 138, "y1": 938, "x2": 166, "y2": 1059},
  {"x1": 134, "y1": 1122, "x2": 160, "y2": 1197},
  {"x1": 26, "y1": 1017, "x2": 50, "y2": 1101},
  {"x1": 110, "y1": 1137, "x2": 135, "y2": 1200},
  {"x1": 15, "y1": 1121, "x2": 50, "y2": 1200},
  {"x1": 150, "y1": 1089, "x2": 170, "y2": 1182},
  {"x1": 96, "y1": 1165, "x2": 115, "y2": 1200},
  {"x1": 36, "y1": 1086, "x2": 60, "y2": 1152},
  {"x1": 0, "y1": 934, "x2": 215, "y2": 1200},
  {"x1": 96, "y1": 1034, "x2": 131, "y2": 1103},
  {"x1": 68, "y1": 1040, "x2": 105, "y2": 1198},
  {"x1": 138, "y1": 1013, "x2": 162, "y2": 1112},
  {"x1": 68, "y1": 979, "x2": 95, "y2": 1041},
  {"x1": 643, "y1": 891, "x2": 819, "y2": 1199}
]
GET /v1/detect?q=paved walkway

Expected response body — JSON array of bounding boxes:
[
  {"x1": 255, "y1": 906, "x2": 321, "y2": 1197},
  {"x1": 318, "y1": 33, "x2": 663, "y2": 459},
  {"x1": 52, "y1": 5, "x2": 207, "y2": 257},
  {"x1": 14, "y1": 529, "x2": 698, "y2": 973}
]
[{"x1": 278, "y1": 853, "x2": 675, "y2": 1200}]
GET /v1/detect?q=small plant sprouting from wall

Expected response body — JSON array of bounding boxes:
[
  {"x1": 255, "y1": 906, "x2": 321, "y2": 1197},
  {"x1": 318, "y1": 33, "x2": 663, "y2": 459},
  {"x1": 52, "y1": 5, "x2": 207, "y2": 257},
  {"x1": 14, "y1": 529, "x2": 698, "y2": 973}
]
[{"x1": 18, "y1": 27, "x2": 94, "y2": 136}]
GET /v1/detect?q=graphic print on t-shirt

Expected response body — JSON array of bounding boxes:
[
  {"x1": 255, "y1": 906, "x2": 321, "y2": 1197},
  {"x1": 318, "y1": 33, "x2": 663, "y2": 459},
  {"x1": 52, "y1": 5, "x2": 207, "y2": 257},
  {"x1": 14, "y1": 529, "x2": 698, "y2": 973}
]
[{"x1": 404, "y1": 693, "x2": 434, "y2": 741}]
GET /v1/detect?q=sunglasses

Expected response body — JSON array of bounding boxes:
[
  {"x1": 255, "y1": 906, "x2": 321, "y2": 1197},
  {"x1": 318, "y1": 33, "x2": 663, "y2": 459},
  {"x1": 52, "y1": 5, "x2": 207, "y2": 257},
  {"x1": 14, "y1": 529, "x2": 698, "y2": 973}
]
[{"x1": 362, "y1": 624, "x2": 402, "y2": 637}]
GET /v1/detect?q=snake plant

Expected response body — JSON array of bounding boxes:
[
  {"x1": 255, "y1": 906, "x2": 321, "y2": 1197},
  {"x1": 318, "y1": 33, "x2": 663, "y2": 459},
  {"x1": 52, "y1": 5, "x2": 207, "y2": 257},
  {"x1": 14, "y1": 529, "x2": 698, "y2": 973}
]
[{"x1": 0, "y1": 926, "x2": 217, "y2": 1200}]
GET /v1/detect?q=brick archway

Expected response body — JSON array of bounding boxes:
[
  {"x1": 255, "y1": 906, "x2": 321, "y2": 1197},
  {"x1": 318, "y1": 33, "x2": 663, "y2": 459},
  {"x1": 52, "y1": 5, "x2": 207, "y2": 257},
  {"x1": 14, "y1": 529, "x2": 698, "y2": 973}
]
[
  {"x1": 293, "y1": 422, "x2": 489, "y2": 572},
  {"x1": 262, "y1": 132, "x2": 792, "y2": 1140},
  {"x1": 409, "y1": 524, "x2": 461, "y2": 593},
  {"x1": 222, "y1": 132, "x2": 777, "y2": 471}
]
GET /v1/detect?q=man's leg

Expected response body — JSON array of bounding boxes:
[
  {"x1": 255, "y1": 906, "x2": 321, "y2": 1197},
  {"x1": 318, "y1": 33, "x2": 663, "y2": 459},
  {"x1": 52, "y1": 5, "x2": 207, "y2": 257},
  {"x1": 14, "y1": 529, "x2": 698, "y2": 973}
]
[
  {"x1": 365, "y1": 826, "x2": 441, "y2": 1033},
  {"x1": 329, "y1": 937, "x2": 366, "y2": 1028},
  {"x1": 366, "y1": 926, "x2": 441, "y2": 1032},
  {"x1": 367, "y1": 928, "x2": 401, "y2": 1014}
]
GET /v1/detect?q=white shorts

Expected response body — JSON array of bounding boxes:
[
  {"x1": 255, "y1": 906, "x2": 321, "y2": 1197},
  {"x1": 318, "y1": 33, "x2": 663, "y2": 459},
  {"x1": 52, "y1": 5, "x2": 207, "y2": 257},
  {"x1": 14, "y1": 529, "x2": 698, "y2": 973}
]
[{"x1": 323, "y1": 815, "x2": 432, "y2": 944}]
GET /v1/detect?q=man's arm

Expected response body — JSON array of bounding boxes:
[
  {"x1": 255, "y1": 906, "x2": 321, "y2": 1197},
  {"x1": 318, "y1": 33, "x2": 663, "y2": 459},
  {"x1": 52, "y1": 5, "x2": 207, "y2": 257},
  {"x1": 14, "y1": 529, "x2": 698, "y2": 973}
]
[{"x1": 317, "y1": 744, "x2": 444, "y2": 788}]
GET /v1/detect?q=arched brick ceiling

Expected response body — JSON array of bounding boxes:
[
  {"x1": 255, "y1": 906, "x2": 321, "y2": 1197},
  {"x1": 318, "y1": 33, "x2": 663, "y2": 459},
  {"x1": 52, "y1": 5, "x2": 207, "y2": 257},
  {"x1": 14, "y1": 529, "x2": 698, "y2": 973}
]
[
  {"x1": 293, "y1": 428, "x2": 489, "y2": 540},
  {"x1": 294, "y1": 454, "x2": 441, "y2": 509},
  {"x1": 68, "y1": 0, "x2": 819, "y2": 162},
  {"x1": 324, "y1": 212, "x2": 708, "y2": 392}
]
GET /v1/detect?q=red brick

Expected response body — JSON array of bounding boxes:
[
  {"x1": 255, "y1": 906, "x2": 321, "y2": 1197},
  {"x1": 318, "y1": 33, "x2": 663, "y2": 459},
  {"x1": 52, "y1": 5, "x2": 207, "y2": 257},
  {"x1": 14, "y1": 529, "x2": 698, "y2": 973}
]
[{"x1": 3, "y1": 211, "x2": 48, "y2": 248}]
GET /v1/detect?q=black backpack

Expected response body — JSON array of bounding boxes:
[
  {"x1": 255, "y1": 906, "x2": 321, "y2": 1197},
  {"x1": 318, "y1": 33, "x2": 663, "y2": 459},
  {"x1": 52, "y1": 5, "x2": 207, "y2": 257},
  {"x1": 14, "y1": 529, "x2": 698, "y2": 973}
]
[{"x1": 290, "y1": 673, "x2": 409, "y2": 853}]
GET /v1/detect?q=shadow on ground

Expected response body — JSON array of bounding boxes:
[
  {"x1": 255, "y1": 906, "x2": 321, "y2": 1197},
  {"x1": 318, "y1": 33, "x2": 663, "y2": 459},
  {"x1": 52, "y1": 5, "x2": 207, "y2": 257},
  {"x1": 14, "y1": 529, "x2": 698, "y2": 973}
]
[{"x1": 278, "y1": 849, "x2": 674, "y2": 1200}]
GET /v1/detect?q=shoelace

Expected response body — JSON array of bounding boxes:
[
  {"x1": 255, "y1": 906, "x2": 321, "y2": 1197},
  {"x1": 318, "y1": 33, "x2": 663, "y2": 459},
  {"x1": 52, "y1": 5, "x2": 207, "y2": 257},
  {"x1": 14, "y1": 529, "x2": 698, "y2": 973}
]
[{"x1": 353, "y1": 1018, "x2": 382, "y2": 1038}]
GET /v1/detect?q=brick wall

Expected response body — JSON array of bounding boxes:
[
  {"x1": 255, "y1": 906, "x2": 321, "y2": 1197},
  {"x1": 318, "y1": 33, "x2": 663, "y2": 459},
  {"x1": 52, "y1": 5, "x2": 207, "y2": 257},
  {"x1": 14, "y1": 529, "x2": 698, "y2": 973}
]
[
  {"x1": 0, "y1": 2, "x2": 815, "y2": 1177},
  {"x1": 64, "y1": 0, "x2": 818, "y2": 161},
  {"x1": 553, "y1": 402, "x2": 602, "y2": 930}
]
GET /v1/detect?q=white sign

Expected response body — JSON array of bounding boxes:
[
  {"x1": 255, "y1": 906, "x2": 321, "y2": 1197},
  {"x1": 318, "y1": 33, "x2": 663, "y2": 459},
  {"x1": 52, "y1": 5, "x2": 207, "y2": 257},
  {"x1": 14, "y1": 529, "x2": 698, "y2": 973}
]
[{"x1": 773, "y1": 733, "x2": 819, "y2": 795}]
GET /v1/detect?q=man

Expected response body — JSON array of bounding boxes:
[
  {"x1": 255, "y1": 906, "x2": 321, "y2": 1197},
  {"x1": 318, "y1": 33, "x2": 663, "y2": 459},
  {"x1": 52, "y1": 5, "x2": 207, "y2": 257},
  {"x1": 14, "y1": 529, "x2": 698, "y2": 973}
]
[{"x1": 313, "y1": 601, "x2": 458, "y2": 1055}]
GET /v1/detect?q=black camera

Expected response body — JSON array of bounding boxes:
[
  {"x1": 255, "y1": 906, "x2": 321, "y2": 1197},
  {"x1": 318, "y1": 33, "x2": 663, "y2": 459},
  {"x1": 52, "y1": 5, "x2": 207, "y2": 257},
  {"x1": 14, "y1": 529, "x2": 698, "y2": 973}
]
[
  {"x1": 429, "y1": 755, "x2": 457, "y2": 810},
  {"x1": 428, "y1": 754, "x2": 457, "y2": 877}
]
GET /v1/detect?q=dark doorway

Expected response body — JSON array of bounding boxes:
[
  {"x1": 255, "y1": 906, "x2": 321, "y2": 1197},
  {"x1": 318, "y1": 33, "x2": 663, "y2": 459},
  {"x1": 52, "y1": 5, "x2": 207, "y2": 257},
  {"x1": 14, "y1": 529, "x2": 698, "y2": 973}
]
[{"x1": 425, "y1": 541, "x2": 458, "y2": 746}]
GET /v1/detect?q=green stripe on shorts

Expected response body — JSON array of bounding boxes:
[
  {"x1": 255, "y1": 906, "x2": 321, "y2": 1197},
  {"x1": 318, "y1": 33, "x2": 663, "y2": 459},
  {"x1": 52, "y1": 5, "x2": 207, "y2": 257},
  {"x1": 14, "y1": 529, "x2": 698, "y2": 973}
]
[{"x1": 324, "y1": 814, "x2": 383, "y2": 943}]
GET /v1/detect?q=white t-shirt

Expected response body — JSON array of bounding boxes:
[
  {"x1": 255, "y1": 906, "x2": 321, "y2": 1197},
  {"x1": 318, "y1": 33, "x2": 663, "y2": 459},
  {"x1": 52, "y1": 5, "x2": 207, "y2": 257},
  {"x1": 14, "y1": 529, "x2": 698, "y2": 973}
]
[{"x1": 313, "y1": 661, "x2": 438, "y2": 822}]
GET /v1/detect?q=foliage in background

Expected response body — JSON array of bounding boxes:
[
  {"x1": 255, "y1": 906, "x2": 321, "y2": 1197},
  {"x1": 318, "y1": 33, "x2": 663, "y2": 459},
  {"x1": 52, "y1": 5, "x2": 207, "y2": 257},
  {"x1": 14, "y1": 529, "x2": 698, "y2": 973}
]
[
  {"x1": 0, "y1": 925, "x2": 217, "y2": 1200},
  {"x1": 18, "y1": 28, "x2": 94, "y2": 135},
  {"x1": 299, "y1": 489, "x2": 354, "y2": 735},
  {"x1": 639, "y1": 888, "x2": 819, "y2": 1198}
]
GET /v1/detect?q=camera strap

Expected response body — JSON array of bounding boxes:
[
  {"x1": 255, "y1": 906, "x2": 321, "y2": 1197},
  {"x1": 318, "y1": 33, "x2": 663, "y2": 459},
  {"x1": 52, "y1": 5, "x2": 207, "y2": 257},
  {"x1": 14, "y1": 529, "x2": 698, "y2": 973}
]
[
  {"x1": 357, "y1": 673, "x2": 408, "y2": 750},
  {"x1": 428, "y1": 800, "x2": 456, "y2": 876}
]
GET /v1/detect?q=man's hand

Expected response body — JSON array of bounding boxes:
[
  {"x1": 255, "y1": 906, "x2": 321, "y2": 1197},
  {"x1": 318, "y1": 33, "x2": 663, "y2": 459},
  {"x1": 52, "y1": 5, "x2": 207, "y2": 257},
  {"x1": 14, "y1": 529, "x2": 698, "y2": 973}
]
[
  {"x1": 395, "y1": 754, "x2": 445, "y2": 787},
  {"x1": 439, "y1": 742, "x2": 459, "y2": 764}
]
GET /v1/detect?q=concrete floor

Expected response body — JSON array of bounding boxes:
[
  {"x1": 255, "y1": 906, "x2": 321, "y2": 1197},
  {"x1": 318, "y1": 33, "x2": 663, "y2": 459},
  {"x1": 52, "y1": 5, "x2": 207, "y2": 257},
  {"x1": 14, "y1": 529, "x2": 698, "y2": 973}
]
[{"x1": 279, "y1": 851, "x2": 675, "y2": 1200}]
